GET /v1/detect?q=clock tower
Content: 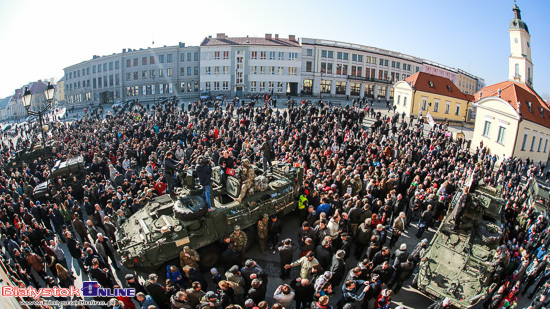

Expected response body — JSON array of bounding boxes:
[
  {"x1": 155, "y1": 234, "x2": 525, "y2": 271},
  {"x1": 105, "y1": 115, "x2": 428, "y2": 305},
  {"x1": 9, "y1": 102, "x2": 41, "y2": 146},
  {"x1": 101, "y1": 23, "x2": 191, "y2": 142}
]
[{"x1": 509, "y1": 3, "x2": 533, "y2": 87}]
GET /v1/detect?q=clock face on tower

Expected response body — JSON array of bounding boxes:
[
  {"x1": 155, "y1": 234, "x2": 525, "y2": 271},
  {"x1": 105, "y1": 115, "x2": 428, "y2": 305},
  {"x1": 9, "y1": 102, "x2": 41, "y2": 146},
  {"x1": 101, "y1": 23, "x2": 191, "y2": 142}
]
[{"x1": 514, "y1": 38, "x2": 518, "y2": 43}]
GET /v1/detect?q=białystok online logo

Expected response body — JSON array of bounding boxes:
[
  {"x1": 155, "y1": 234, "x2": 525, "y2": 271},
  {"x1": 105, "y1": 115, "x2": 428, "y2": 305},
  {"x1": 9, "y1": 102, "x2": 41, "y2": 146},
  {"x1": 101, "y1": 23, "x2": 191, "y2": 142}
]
[{"x1": 1, "y1": 281, "x2": 135, "y2": 299}]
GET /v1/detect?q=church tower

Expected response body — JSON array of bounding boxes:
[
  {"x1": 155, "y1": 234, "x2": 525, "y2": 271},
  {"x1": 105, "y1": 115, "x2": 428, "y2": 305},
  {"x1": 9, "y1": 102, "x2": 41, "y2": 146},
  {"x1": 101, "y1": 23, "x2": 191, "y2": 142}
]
[{"x1": 509, "y1": 3, "x2": 533, "y2": 87}]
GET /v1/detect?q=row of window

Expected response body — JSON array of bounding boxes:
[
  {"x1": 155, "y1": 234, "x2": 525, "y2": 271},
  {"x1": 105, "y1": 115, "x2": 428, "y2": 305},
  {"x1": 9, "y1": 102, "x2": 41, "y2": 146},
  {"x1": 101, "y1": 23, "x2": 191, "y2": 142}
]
[
  {"x1": 124, "y1": 67, "x2": 200, "y2": 82},
  {"x1": 248, "y1": 66, "x2": 298, "y2": 76},
  {"x1": 483, "y1": 121, "x2": 550, "y2": 153},
  {"x1": 65, "y1": 75, "x2": 121, "y2": 91},
  {"x1": 67, "y1": 61, "x2": 121, "y2": 80},
  {"x1": 311, "y1": 61, "x2": 412, "y2": 81},
  {"x1": 318, "y1": 50, "x2": 415, "y2": 72},
  {"x1": 204, "y1": 81, "x2": 230, "y2": 91},
  {"x1": 66, "y1": 90, "x2": 120, "y2": 104},
  {"x1": 250, "y1": 51, "x2": 298, "y2": 61},
  {"x1": 125, "y1": 82, "x2": 200, "y2": 97},
  {"x1": 520, "y1": 128, "x2": 549, "y2": 153},
  {"x1": 126, "y1": 52, "x2": 200, "y2": 67},
  {"x1": 66, "y1": 53, "x2": 201, "y2": 80}
]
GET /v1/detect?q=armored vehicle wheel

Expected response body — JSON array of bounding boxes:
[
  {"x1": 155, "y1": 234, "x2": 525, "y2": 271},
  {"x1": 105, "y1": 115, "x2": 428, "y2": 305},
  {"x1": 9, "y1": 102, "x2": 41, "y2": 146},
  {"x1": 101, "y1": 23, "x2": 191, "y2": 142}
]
[
  {"x1": 174, "y1": 196, "x2": 207, "y2": 221},
  {"x1": 198, "y1": 245, "x2": 221, "y2": 271},
  {"x1": 477, "y1": 221, "x2": 502, "y2": 246}
]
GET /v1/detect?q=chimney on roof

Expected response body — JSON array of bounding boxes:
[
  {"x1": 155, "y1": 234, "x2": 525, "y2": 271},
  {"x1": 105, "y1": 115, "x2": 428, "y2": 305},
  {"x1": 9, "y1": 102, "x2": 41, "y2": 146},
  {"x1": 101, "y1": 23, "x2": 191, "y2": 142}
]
[
  {"x1": 497, "y1": 89, "x2": 501, "y2": 98},
  {"x1": 216, "y1": 33, "x2": 226, "y2": 39},
  {"x1": 479, "y1": 92, "x2": 482, "y2": 100},
  {"x1": 275, "y1": 34, "x2": 279, "y2": 39},
  {"x1": 265, "y1": 33, "x2": 272, "y2": 40},
  {"x1": 517, "y1": 101, "x2": 521, "y2": 114},
  {"x1": 289, "y1": 35, "x2": 296, "y2": 41}
]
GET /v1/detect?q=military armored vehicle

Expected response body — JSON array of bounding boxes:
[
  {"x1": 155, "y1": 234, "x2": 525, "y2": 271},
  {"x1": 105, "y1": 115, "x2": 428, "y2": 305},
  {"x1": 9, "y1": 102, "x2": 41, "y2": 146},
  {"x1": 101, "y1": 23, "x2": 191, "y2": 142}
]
[
  {"x1": 4, "y1": 141, "x2": 59, "y2": 172},
  {"x1": 415, "y1": 185, "x2": 504, "y2": 308},
  {"x1": 116, "y1": 162, "x2": 303, "y2": 270},
  {"x1": 33, "y1": 156, "x2": 85, "y2": 201},
  {"x1": 526, "y1": 177, "x2": 550, "y2": 215}
]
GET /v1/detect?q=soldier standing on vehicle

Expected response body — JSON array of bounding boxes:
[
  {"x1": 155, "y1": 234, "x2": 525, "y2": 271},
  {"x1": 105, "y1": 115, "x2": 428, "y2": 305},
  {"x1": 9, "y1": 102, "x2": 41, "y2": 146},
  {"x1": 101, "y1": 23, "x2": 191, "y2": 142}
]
[
  {"x1": 260, "y1": 135, "x2": 273, "y2": 174},
  {"x1": 196, "y1": 156, "x2": 214, "y2": 211},
  {"x1": 230, "y1": 225, "x2": 248, "y2": 259},
  {"x1": 236, "y1": 159, "x2": 255, "y2": 203},
  {"x1": 452, "y1": 187, "x2": 470, "y2": 232},
  {"x1": 164, "y1": 151, "x2": 183, "y2": 198},
  {"x1": 258, "y1": 214, "x2": 269, "y2": 255}
]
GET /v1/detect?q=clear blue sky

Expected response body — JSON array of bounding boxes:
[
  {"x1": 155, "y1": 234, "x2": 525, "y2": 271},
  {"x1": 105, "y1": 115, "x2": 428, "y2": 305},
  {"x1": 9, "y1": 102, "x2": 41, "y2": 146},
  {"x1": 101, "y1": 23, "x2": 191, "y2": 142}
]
[{"x1": 0, "y1": 0, "x2": 548, "y2": 98}]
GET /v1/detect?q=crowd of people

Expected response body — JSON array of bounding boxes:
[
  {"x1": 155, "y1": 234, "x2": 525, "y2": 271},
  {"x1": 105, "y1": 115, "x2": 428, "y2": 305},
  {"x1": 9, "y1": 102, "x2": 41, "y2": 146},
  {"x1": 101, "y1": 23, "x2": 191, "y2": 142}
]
[{"x1": 0, "y1": 96, "x2": 549, "y2": 309}]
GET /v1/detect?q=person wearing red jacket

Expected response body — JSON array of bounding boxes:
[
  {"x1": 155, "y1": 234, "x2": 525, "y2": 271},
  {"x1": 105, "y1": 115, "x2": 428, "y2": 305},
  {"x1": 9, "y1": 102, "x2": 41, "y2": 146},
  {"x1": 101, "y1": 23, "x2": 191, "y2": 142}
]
[
  {"x1": 154, "y1": 179, "x2": 167, "y2": 196},
  {"x1": 375, "y1": 289, "x2": 392, "y2": 309}
]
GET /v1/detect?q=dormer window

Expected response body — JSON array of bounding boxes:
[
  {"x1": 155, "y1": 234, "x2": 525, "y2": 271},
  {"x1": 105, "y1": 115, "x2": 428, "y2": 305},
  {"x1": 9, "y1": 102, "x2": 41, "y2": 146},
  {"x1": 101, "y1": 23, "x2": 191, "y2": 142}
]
[
  {"x1": 527, "y1": 101, "x2": 532, "y2": 113},
  {"x1": 540, "y1": 107, "x2": 544, "y2": 118},
  {"x1": 446, "y1": 85, "x2": 452, "y2": 92},
  {"x1": 428, "y1": 81, "x2": 434, "y2": 88}
]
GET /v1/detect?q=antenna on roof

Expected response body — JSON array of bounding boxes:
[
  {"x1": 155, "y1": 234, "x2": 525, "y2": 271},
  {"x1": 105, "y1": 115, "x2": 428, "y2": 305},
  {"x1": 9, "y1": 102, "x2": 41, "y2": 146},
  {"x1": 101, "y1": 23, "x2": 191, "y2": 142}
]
[{"x1": 152, "y1": 33, "x2": 155, "y2": 45}]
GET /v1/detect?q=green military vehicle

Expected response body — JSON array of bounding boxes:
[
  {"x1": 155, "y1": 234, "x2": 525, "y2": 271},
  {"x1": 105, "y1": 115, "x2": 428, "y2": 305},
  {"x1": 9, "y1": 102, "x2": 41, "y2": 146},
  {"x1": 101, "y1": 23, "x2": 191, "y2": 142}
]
[
  {"x1": 415, "y1": 185, "x2": 504, "y2": 308},
  {"x1": 33, "y1": 156, "x2": 86, "y2": 201},
  {"x1": 4, "y1": 141, "x2": 59, "y2": 172},
  {"x1": 116, "y1": 162, "x2": 303, "y2": 270},
  {"x1": 526, "y1": 177, "x2": 550, "y2": 215}
]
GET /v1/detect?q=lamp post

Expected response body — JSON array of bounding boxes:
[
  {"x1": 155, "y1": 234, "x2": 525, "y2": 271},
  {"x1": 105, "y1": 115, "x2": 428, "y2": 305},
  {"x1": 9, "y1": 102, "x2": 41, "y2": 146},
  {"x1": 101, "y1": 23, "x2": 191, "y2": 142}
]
[
  {"x1": 319, "y1": 69, "x2": 325, "y2": 100},
  {"x1": 22, "y1": 82, "x2": 54, "y2": 147},
  {"x1": 151, "y1": 74, "x2": 156, "y2": 104}
]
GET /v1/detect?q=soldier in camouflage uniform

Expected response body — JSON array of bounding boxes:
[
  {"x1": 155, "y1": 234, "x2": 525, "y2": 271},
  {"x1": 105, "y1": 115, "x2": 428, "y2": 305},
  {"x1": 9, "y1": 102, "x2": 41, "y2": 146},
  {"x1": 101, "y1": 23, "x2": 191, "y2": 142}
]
[
  {"x1": 236, "y1": 159, "x2": 255, "y2": 203},
  {"x1": 257, "y1": 214, "x2": 269, "y2": 255},
  {"x1": 179, "y1": 246, "x2": 200, "y2": 269},
  {"x1": 230, "y1": 225, "x2": 248, "y2": 259}
]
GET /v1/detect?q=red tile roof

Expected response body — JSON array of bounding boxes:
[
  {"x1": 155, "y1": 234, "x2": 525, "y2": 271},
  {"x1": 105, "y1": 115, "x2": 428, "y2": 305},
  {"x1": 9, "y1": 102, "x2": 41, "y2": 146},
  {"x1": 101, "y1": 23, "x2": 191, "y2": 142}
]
[
  {"x1": 201, "y1": 37, "x2": 300, "y2": 47},
  {"x1": 473, "y1": 80, "x2": 550, "y2": 127},
  {"x1": 405, "y1": 72, "x2": 471, "y2": 101}
]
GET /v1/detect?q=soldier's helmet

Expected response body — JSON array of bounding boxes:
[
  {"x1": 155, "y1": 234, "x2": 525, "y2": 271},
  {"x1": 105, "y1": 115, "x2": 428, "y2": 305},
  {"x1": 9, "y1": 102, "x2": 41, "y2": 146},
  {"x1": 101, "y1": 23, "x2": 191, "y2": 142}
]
[{"x1": 234, "y1": 225, "x2": 241, "y2": 231}]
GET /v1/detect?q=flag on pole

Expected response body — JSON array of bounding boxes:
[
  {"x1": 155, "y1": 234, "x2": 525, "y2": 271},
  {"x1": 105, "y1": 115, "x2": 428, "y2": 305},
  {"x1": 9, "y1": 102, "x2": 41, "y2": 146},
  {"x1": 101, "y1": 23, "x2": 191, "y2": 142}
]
[{"x1": 426, "y1": 111, "x2": 436, "y2": 127}]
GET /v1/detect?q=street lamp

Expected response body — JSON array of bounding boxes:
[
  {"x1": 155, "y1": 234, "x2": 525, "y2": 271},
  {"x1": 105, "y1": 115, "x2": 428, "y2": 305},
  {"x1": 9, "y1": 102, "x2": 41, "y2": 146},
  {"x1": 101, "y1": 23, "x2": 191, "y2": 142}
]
[
  {"x1": 151, "y1": 74, "x2": 156, "y2": 104},
  {"x1": 319, "y1": 69, "x2": 325, "y2": 100},
  {"x1": 22, "y1": 82, "x2": 54, "y2": 147}
]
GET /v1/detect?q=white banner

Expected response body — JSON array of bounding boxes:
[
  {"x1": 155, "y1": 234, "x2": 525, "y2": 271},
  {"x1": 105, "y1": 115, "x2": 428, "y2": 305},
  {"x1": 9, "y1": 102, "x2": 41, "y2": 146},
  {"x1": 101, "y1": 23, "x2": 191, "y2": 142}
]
[{"x1": 427, "y1": 111, "x2": 436, "y2": 127}]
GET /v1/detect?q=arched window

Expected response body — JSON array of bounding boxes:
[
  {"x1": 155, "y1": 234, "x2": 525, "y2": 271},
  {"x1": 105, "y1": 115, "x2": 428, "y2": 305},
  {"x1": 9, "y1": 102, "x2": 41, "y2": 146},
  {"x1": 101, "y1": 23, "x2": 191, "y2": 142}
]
[{"x1": 515, "y1": 64, "x2": 520, "y2": 77}]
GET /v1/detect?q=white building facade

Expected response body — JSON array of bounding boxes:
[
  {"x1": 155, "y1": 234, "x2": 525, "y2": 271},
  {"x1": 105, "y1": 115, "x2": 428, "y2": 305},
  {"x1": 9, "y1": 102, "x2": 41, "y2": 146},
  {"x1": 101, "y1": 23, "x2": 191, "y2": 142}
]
[
  {"x1": 200, "y1": 34, "x2": 302, "y2": 97},
  {"x1": 61, "y1": 34, "x2": 482, "y2": 104}
]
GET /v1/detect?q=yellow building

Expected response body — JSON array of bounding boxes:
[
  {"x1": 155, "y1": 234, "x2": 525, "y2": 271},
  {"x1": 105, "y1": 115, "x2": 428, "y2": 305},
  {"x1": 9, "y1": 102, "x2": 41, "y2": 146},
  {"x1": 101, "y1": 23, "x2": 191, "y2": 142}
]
[
  {"x1": 57, "y1": 77, "x2": 65, "y2": 105},
  {"x1": 457, "y1": 70, "x2": 478, "y2": 95},
  {"x1": 471, "y1": 4, "x2": 549, "y2": 164},
  {"x1": 394, "y1": 72, "x2": 472, "y2": 122}
]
